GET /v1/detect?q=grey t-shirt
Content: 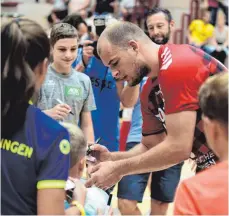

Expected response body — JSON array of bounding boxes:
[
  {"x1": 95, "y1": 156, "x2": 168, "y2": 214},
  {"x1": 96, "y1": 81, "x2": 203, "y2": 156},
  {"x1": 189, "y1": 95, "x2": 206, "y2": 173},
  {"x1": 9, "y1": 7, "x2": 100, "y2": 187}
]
[{"x1": 37, "y1": 65, "x2": 96, "y2": 125}]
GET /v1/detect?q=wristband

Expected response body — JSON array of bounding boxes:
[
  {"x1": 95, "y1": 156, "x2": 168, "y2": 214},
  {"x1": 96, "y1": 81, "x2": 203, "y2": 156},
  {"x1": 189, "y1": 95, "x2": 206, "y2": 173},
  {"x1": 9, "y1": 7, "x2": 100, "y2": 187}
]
[{"x1": 71, "y1": 200, "x2": 86, "y2": 216}]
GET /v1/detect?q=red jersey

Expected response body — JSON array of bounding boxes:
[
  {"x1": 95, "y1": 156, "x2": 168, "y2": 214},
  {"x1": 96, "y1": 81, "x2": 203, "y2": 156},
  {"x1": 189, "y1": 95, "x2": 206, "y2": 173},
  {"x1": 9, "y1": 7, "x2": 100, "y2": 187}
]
[{"x1": 141, "y1": 44, "x2": 227, "y2": 171}]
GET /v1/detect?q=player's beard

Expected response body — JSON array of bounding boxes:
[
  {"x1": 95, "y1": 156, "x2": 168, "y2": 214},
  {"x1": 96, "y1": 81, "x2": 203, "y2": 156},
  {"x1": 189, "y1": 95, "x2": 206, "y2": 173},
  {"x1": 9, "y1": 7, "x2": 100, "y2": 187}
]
[
  {"x1": 129, "y1": 64, "x2": 150, "y2": 87},
  {"x1": 151, "y1": 27, "x2": 171, "y2": 45}
]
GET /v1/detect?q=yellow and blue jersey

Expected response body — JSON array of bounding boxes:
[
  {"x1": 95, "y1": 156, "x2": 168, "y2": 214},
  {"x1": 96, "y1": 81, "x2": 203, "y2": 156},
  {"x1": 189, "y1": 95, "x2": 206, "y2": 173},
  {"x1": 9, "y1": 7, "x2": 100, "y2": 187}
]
[{"x1": 1, "y1": 105, "x2": 70, "y2": 214}]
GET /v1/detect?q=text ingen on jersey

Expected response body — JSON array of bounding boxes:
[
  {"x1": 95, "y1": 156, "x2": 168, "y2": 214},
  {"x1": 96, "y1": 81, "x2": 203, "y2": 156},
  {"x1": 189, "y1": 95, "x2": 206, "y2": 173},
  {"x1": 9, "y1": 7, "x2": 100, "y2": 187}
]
[{"x1": 1, "y1": 139, "x2": 33, "y2": 158}]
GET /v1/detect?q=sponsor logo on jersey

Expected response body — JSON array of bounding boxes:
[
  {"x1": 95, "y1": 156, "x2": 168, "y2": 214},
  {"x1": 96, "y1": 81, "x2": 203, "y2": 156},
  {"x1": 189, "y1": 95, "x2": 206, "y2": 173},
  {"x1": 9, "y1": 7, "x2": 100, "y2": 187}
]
[
  {"x1": 65, "y1": 86, "x2": 82, "y2": 97},
  {"x1": 90, "y1": 76, "x2": 113, "y2": 92}
]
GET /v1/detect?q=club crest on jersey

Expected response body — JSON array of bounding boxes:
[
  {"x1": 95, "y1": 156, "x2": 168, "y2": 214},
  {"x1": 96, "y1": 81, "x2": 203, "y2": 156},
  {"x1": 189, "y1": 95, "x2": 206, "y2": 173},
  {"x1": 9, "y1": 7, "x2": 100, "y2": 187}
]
[
  {"x1": 161, "y1": 47, "x2": 172, "y2": 70},
  {"x1": 59, "y1": 139, "x2": 70, "y2": 155}
]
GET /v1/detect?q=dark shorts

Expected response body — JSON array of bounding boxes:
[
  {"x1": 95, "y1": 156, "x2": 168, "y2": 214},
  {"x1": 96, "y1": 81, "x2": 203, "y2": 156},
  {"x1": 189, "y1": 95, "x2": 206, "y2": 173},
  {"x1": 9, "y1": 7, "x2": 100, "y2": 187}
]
[{"x1": 117, "y1": 142, "x2": 184, "y2": 203}]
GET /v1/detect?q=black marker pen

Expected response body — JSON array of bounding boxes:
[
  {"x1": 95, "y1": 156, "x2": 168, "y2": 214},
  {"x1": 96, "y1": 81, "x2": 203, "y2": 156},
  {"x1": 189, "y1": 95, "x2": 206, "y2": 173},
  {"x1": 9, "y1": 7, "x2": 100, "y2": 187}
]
[{"x1": 56, "y1": 98, "x2": 74, "y2": 115}]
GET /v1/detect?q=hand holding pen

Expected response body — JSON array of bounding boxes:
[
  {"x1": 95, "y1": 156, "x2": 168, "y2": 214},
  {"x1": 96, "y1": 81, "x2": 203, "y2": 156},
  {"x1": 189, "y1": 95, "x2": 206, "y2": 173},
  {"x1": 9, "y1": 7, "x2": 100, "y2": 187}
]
[
  {"x1": 86, "y1": 137, "x2": 102, "y2": 163},
  {"x1": 44, "y1": 100, "x2": 72, "y2": 121},
  {"x1": 86, "y1": 137, "x2": 112, "y2": 163},
  {"x1": 87, "y1": 137, "x2": 102, "y2": 156},
  {"x1": 56, "y1": 99, "x2": 74, "y2": 115}
]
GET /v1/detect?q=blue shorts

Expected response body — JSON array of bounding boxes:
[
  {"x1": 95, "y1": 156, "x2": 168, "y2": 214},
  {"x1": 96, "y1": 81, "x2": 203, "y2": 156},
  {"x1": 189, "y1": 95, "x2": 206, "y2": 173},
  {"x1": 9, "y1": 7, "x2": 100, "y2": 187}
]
[{"x1": 117, "y1": 142, "x2": 184, "y2": 203}]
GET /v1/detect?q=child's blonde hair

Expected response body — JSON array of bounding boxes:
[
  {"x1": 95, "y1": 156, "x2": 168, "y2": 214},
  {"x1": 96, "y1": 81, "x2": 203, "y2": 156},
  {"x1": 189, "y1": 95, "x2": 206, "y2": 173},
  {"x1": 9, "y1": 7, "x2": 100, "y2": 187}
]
[{"x1": 60, "y1": 122, "x2": 87, "y2": 168}]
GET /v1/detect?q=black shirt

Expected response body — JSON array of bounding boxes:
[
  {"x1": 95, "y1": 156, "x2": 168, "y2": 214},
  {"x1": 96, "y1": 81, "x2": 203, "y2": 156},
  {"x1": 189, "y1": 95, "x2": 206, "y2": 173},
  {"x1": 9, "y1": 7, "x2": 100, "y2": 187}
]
[{"x1": 95, "y1": 0, "x2": 115, "y2": 14}]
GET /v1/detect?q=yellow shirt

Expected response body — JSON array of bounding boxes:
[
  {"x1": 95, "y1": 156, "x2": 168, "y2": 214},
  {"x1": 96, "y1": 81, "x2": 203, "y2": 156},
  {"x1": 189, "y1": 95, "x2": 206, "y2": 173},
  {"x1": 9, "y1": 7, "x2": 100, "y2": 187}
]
[{"x1": 189, "y1": 20, "x2": 214, "y2": 45}]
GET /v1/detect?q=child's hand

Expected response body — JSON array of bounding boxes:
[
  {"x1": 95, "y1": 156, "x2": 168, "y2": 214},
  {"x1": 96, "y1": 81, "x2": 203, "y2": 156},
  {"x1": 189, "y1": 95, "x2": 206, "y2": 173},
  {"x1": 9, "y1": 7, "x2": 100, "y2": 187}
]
[
  {"x1": 44, "y1": 104, "x2": 71, "y2": 120},
  {"x1": 69, "y1": 178, "x2": 87, "y2": 205},
  {"x1": 107, "y1": 207, "x2": 114, "y2": 216}
]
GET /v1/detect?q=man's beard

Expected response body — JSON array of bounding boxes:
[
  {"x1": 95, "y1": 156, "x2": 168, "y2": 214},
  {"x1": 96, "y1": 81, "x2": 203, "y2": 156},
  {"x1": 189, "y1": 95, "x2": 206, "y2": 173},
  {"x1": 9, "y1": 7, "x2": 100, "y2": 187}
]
[
  {"x1": 151, "y1": 28, "x2": 171, "y2": 45},
  {"x1": 129, "y1": 65, "x2": 150, "y2": 87}
]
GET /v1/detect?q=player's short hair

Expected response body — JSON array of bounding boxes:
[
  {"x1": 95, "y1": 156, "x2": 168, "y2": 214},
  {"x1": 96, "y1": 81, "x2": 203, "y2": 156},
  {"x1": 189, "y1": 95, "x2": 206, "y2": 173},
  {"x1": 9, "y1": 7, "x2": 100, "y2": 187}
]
[
  {"x1": 199, "y1": 72, "x2": 228, "y2": 126},
  {"x1": 60, "y1": 122, "x2": 87, "y2": 168},
  {"x1": 98, "y1": 21, "x2": 150, "y2": 54},
  {"x1": 146, "y1": 7, "x2": 173, "y2": 23},
  {"x1": 50, "y1": 23, "x2": 78, "y2": 47}
]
